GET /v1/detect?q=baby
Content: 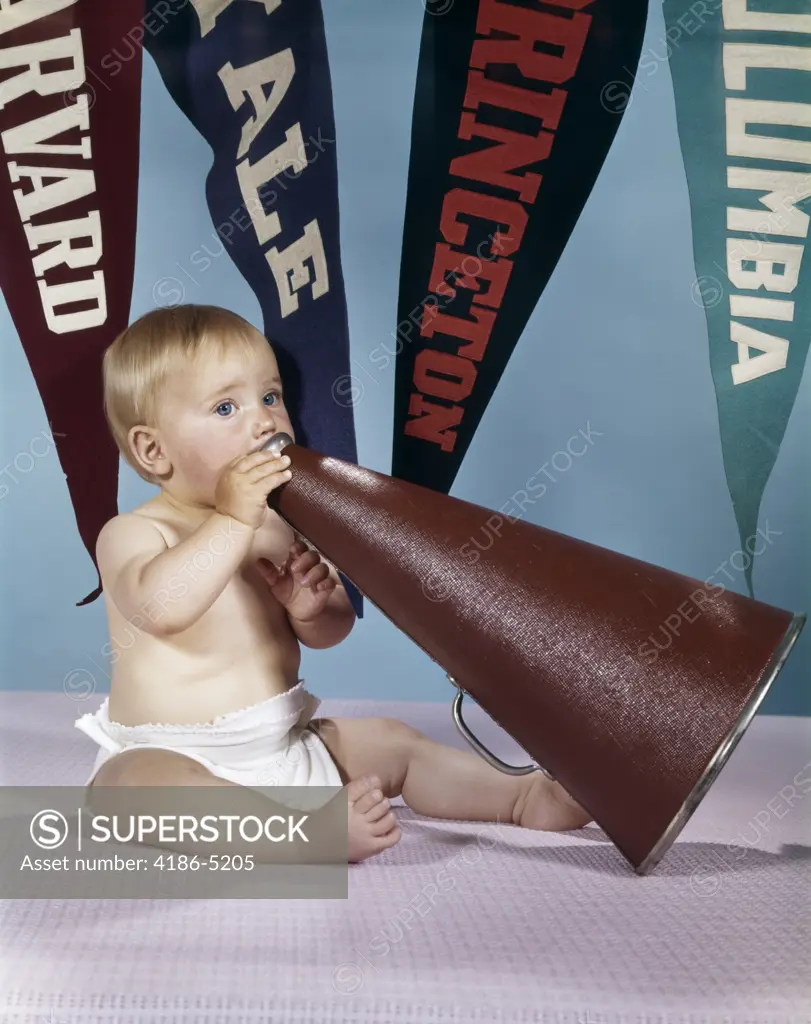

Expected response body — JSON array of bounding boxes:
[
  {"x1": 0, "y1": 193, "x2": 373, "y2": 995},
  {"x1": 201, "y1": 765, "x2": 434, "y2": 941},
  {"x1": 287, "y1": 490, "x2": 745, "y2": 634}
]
[{"x1": 75, "y1": 303, "x2": 591, "y2": 864}]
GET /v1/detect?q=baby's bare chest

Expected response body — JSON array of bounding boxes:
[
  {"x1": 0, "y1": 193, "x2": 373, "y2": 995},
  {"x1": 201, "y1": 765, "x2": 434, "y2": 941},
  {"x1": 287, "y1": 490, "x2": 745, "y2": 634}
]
[{"x1": 142, "y1": 510, "x2": 298, "y2": 653}]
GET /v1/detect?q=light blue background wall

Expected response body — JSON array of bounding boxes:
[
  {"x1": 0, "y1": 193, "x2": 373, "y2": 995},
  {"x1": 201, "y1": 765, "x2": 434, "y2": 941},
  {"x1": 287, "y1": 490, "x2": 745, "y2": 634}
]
[{"x1": 1, "y1": 2, "x2": 808, "y2": 715}]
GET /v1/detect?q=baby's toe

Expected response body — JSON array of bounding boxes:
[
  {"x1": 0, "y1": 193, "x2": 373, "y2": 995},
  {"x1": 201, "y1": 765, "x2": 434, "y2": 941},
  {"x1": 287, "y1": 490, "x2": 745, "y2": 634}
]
[
  {"x1": 346, "y1": 774, "x2": 381, "y2": 806},
  {"x1": 363, "y1": 797, "x2": 391, "y2": 822},
  {"x1": 372, "y1": 826, "x2": 401, "y2": 852},
  {"x1": 352, "y1": 788, "x2": 386, "y2": 815},
  {"x1": 369, "y1": 809, "x2": 398, "y2": 836}
]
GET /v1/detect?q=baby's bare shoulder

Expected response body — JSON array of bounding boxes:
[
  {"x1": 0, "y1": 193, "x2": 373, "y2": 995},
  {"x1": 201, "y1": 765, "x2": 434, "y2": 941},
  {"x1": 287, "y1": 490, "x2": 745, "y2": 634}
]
[{"x1": 96, "y1": 511, "x2": 168, "y2": 582}]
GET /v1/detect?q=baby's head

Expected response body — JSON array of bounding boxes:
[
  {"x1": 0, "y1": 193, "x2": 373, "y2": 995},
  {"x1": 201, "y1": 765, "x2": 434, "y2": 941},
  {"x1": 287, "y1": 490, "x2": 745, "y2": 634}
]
[{"x1": 103, "y1": 304, "x2": 294, "y2": 508}]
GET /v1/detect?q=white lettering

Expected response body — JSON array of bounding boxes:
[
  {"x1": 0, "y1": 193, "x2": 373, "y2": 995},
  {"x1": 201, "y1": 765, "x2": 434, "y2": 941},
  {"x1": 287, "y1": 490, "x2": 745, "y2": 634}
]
[
  {"x1": 219, "y1": 49, "x2": 294, "y2": 159},
  {"x1": 727, "y1": 98, "x2": 811, "y2": 166},
  {"x1": 720, "y1": 24, "x2": 810, "y2": 386},
  {"x1": 237, "y1": 124, "x2": 306, "y2": 244},
  {"x1": 730, "y1": 321, "x2": 788, "y2": 384},
  {"x1": 38, "y1": 271, "x2": 106, "y2": 333},
  {"x1": 0, "y1": 0, "x2": 77, "y2": 37},
  {"x1": 0, "y1": 15, "x2": 105, "y2": 330},
  {"x1": 722, "y1": 0, "x2": 811, "y2": 36},
  {"x1": 266, "y1": 219, "x2": 328, "y2": 317},
  {"x1": 24, "y1": 210, "x2": 102, "y2": 277},
  {"x1": 0, "y1": 28, "x2": 84, "y2": 108},
  {"x1": 726, "y1": 167, "x2": 811, "y2": 240},
  {"x1": 9, "y1": 161, "x2": 95, "y2": 221},
  {"x1": 191, "y1": 0, "x2": 280, "y2": 38},
  {"x1": 727, "y1": 239, "x2": 803, "y2": 293},
  {"x1": 2, "y1": 94, "x2": 91, "y2": 157}
]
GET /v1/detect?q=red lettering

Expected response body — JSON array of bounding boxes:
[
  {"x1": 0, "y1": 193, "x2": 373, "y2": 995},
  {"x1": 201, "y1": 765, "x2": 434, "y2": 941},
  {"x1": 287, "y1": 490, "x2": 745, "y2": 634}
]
[
  {"x1": 428, "y1": 242, "x2": 512, "y2": 309},
  {"x1": 439, "y1": 188, "x2": 527, "y2": 257},
  {"x1": 453, "y1": 114, "x2": 553, "y2": 202},
  {"x1": 414, "y1": 349, "x2": 477, "y2": 403},
  {"x1": 421, "y1": 303, "x2": 495, "y2": 363},
  {"x1": 404, "y1": 393, "x2": 463, "y2": 452},
  {"x1": 473, "y1": 0, "x2": 591, "y2": 85},
  {"x1": 405, "y1": 0, "x2": 596, "y2": 452},
  {"x1": 464, "y1": 69, "x2": 567, "y2": 131}
]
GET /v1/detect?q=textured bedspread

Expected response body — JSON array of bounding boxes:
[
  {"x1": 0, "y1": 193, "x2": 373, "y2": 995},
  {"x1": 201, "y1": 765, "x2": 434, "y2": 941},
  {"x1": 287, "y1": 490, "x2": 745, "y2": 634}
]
[{"x1": 1, "y1": 691, "x2": 808, "y2": 1024}]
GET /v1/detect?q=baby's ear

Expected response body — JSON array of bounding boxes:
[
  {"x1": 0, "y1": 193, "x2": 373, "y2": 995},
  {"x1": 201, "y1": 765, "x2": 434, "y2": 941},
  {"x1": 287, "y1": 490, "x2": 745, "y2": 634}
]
[{"x1": 129, "y1": 425, "x2": 170, "y2": 479}]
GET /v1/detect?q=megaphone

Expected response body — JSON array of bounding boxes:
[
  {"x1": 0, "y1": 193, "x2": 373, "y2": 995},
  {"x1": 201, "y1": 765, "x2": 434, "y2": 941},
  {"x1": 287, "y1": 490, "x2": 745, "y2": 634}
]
[{"x1": 263, "y1": 432, "x2": 804, "y2": 874}]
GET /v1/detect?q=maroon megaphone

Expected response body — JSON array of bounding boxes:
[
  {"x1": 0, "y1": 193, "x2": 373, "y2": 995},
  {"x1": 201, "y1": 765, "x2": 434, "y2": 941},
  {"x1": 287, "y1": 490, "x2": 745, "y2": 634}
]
[{"x1": 264, "y1": 432, "x2": 804, "y2": 874}]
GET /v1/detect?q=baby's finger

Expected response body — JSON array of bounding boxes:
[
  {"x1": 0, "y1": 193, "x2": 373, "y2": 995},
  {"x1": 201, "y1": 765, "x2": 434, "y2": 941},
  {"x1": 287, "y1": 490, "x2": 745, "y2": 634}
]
[
  {"x1": 291, "y1": 550, "x2": 320, "y2": 577},
  {"x1": 301, "y1": 563, "x2": 330, "y2": 588},
  {"x1": 248, "y1": 455, "x2": 290, "y2": 477},
  {"x1": 236, "y1": 450, "x2": 284, "y2": 471},
  {"x1": 253, "y1": 465, "x2": 293, "y2": 488},
  {"x1": 255, "y1": 559, "x2": 279, "y2": 584}
]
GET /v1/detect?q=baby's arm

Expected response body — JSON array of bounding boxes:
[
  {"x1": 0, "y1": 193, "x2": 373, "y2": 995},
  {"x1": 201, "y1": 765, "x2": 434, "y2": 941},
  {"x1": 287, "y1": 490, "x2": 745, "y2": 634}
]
[
  {"x1": 96, "y1": 511, "x2": 254, "y2": 636},
  {"x1": 283, "y1": 534, "x2": 356, "y2": 649},
  {"x1": 288, "y1": 561, "x2": 356, "y2": 649}
]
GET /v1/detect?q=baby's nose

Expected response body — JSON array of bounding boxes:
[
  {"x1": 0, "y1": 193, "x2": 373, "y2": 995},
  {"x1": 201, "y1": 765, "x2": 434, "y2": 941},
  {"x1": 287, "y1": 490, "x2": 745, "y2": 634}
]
[{"x1": 254, "y1": 410, "x2": 278, "y2": 437}]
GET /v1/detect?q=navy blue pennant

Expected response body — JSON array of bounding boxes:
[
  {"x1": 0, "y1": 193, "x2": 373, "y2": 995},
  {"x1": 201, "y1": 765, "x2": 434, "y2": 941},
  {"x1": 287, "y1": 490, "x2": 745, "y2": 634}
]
[
  {"x1": 143, "y1": 0, "x2": 363, "y2": 616},
  {"x1": 393, "y1": 0, "x2": 649, "y2": 493}
]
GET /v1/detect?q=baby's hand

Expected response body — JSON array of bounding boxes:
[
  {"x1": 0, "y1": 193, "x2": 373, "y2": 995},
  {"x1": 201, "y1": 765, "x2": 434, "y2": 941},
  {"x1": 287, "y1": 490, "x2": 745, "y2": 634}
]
[
  {"x1": 256, "y1": 537, "x2": 336, "y2": 622},
  {"x1": 214, "y1": 451, "x2": 292, "y2": 530}
]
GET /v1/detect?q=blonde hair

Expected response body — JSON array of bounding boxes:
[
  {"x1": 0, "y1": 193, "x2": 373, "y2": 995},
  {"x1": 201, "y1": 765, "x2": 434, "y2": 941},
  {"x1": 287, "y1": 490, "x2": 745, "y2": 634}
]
[{"x1": 103, "y1": 304, "x2": 269, "y2": 485}]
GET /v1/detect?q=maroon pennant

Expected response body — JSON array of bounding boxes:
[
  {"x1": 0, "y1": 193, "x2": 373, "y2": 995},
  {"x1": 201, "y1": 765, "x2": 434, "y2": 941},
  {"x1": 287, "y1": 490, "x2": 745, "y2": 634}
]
[{"x1": 0, "y1": 0, "x2": 144, "y2": 604}]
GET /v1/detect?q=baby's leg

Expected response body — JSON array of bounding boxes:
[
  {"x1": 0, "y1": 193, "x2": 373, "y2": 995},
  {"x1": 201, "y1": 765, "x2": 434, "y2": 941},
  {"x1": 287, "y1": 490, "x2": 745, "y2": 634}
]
[
  {"x1": 90, "y1": 747, "x2": 399, "y2": 863},
  {"x1": 312, "y1": 716, "x2": 591, "y2": 832}
]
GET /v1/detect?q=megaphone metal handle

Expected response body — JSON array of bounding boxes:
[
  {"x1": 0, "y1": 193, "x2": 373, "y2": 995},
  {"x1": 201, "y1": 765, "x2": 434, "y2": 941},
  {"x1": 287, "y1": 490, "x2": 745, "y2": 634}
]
[{"x1": 446, "y1": 675, "x2": 555, "y2": 780}]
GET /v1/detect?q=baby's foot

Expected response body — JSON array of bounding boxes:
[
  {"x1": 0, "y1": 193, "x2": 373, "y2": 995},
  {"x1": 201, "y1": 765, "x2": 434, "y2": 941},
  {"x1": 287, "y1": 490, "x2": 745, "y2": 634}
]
[
  {"x1": 513, "y1": 774, "x2": 592, "y2": 832},
  {"x1": 346, "y1": 774, "x2": 401, "y2": 862}
]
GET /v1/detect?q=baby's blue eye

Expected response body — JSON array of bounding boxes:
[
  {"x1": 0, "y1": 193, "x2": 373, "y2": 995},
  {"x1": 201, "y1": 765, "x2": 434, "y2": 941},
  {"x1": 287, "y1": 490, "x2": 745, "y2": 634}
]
[{"x1": 215, "y1": 393, "x2": 278, "y2": 416}]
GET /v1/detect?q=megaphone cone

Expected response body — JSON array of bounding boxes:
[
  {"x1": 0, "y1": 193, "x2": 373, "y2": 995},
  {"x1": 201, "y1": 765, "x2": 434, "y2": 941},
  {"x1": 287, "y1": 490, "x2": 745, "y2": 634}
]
[{"x1": 264, "y1": 432, "x2": 804, "y2": 874}]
